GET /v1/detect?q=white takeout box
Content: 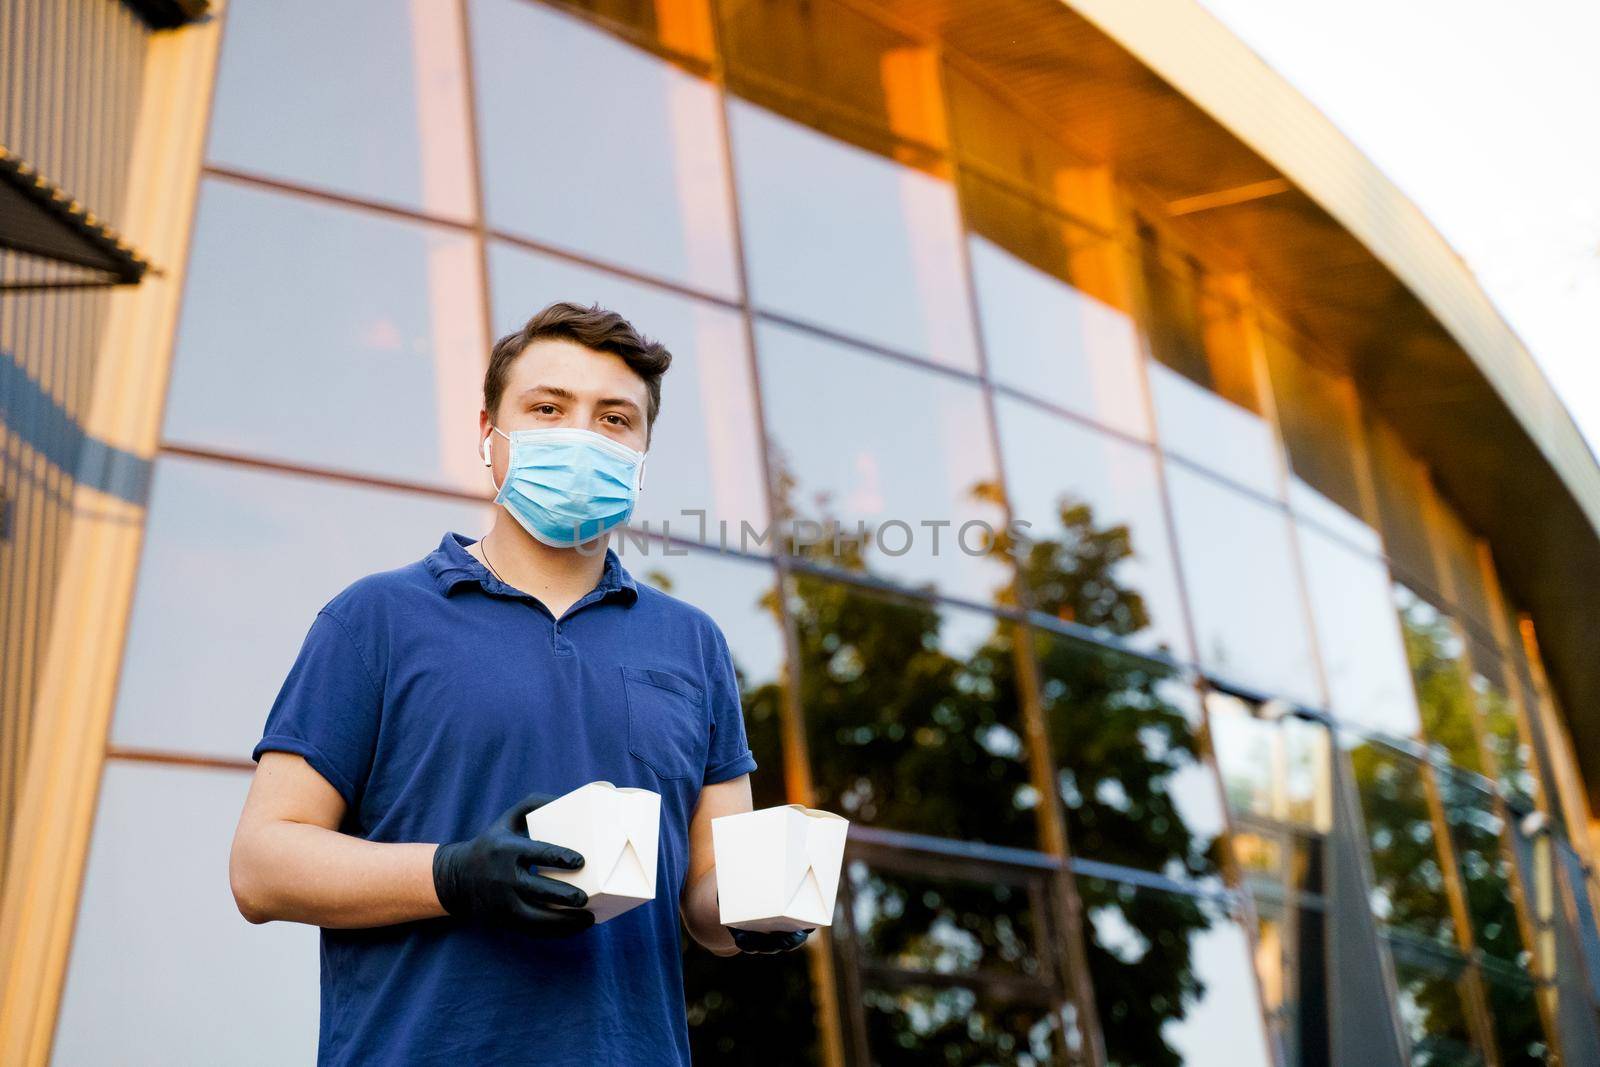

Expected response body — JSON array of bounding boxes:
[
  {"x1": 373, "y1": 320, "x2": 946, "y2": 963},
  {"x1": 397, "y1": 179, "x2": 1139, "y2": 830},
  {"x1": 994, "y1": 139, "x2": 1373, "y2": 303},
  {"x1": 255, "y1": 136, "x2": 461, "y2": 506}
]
[
  {"x1": 712, "y1": 804, "x2": 850, "y2": 932},
  {"x1": 525, "y1": 781, "x2": 661, "y2": 923}
]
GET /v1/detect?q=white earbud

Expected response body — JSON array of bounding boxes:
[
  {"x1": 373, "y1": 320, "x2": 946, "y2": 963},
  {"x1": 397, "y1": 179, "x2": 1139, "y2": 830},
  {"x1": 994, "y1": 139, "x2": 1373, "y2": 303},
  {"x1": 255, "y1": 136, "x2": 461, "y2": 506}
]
[{"x1": 481, "y1": 437, "x2": 493, "y2": 467}]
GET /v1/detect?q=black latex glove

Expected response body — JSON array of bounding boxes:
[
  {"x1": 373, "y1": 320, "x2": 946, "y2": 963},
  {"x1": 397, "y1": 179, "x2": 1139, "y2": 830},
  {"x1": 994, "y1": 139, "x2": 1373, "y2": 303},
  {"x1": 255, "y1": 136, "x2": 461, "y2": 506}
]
[
  {"x1": 728, "y1": 927, "x2": 813, "y2": 955},
  {"x1": 433, "y1": 791, "x2": 595, "y2": 938}
]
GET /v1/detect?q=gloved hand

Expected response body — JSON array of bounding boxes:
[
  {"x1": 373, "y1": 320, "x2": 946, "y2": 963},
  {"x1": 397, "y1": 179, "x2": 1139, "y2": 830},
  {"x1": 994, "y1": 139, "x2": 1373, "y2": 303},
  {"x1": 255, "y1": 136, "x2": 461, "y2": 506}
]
[
  {"x1": 433, "y1": 791, "x2": 595, "y2": 938},
  {"x1": 728, "y1": 927, "x2": 813, "y2": 955}
]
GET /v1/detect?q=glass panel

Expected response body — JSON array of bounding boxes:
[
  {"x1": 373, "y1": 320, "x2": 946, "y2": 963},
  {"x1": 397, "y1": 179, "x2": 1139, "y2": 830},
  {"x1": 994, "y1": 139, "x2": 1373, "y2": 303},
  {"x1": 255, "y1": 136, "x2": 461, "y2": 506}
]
[
  {"x1": 1261, "y1": 325, "x2": 1379, "y2": 553},
  {"x1": 1296, "y1": 520, "x2": 1421, "y2": 738},
  {"x1": 862, "y1": 983, "x2": 1067, "y2": 1066},
  {"x1": 756, "y1": 319, "x2": 1009, "y2": 603},
  {"x1": 718, "y1": 0, "x2": 945, "y2": 159},
  {"x1": 1252, "y1": 896, "x2": 1332, "y2": 1067},
  {"x1": 1365, "y1": 418, "x2": 1441, "y2": 597},
  {"x1": 111, "y1": 456, "x2": 491, "y2": 759},
  {"x1": 946, "y1": 65, "x2": 1092, "y2": 213},
  {"x1": 1435, "y1": 769, "x2": 1529, "y2": 969},
  {"x1": 1479, "y1": 959, "x2": 1550, "y2": 1067},
  {"x1": 1346, "y1": 739, "x2": 1459, "y2": 947},
  {"x1": 487, "y1": 242, "x2": 768, "y2": 544},
  {"x1": 730, "y1": 100, "x2": 979, "y2": 371},
  {"x1": 165, "y1": 180, "x2": 488, "y2": 493},
  {"x1": 1393, "y1": 584, "x2": 1481, "y2": 772},
  {"x1": 55, "y1": 761, "x2": 320, "y2": 1064},
  {"x1": 471, "y1": 0, "x2": 740, "y2": 298},
  {"x1": 847, "y1": 861, "x2": 1045, "y2": 980},
  {"x1": 965, "y1": 195, "x2": 1150, "y2": 440},
  {"x1": 1430, "y1": 501, "x2": 1495, "y2": 640},
  {"x1": 1080, "y1": 876, "x2": 1274, "y2": 1067},
  {"x1": 1208, "y1": 695, "x2": 1332, "y2": 835},
  {"x1": 1136, "y1": 226, "x2": 1280, "y2": 499},
  {"x1": 995, "y1": 395, "x2": 1189, "y2": 658},
  {"x1": 1466, "y1": 642, "x2": 1539, "y2": 805},
  {"x1": 1033, "y1": 630, "x2": 1227, "y2": 884},
  {"x1": 1163, "y1": 464, "x2": 1320, "y2": 706},
  {"x1": 208, "y1": 0, "x2": 474, "y2": 218},
  {"x1": 1385, "y1": 935, "x2": 1486, "y2": 1067},
  {"x1": 788, "y1": 576, "x2": 1037, "y2": 848},
  {"x1": 545, "y1": 0, "x2": 716, "y2": 64}
]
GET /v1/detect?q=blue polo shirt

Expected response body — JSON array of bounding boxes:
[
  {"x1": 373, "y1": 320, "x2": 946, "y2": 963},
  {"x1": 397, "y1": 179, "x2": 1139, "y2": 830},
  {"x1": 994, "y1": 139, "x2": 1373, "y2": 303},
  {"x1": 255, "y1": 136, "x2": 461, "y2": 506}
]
[{"x1": 251, "y1": 531, "x2": 758, "y2": 1066}]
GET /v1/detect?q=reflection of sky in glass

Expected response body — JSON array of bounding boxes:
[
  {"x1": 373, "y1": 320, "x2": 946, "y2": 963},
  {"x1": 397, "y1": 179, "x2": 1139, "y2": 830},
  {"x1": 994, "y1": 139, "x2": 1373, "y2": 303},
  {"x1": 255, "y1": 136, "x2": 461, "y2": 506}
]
[
  {"x1": 996, "y1": 394, "x2": 1190, "y2": 658},
  {"x1": 970, "y1": 236, "x2": 1151, "y2": 440},
  {"x1": 1149, "y1": 363, "x2": 1282, "y2": 500},
  {"x1": 112, "y1": 456, "x2": 491, "y2": 760},
  {"x1": 730, "y1": 100, "x2": 979, "y2": 371},
  {"x1": 1298, "y1": 520, "x2": 1421, "y2": 737},
  {"x1": 1164, "y1": 464, "x2": 1320, "y2": 705},
  {"x1": 207, "y1": 0, "x2": 474, "y2": 219},
  {"x1": 166, "y1": 180, "x2": 487, "y2": 492},
  {"x1": 488, "y1": 242, "x2": 768, "y2": 541},
  {"x1": 54, "y1": 763, "x2": 321, "y2": 1065},
  {"x1": 1161, "y1": 918, "x2": 1275, "y2": 1067},
  {"x1": 756, "y1": 320, "x2": 1009, "y2": 603},
  {"x1": 1289, "y1": 475, "x2": 1382, "y2": 556},
  {"x1": 471, "y1": 0, "x2": 740, "y2": 298}
]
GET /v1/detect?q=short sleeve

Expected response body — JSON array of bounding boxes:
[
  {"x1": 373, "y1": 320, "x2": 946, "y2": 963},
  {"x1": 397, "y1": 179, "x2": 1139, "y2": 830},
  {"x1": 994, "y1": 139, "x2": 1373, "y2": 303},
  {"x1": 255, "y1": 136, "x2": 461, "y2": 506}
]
[
  {"x1": 252, "y1": 608, "x2": 382, "y2": 809},
  {"x1": 702, "y1": 620, "x2": 757, "y2": 786}
]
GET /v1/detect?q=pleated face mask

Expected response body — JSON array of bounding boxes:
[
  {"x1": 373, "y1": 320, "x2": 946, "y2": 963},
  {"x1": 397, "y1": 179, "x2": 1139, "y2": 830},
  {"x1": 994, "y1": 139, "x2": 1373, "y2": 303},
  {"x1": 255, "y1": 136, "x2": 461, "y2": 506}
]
[{"x1": 487, "y1": 426, "x2": 646, "y2": 547}]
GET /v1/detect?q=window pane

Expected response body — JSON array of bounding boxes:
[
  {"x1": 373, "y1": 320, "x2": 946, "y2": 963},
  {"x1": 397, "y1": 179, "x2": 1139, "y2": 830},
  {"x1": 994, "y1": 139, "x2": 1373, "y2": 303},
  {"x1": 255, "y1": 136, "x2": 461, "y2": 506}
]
[
  {"x1": 1480, "y1": 961, "x2": 1550, "y2": 1067},
  {"x1": 731, "y1": 101, "x2": 979, "y2": 371},
  {"x1": 996, "y1": 395, "x2": 1189, "y2": 658},
  {"x1": 756, "y1": 320, "x2": 1009, "y2": 602},
  {"x1": 788, "y1": 576, "x2": 1038, "y2": 849},
  {"x1": 1080, "y1": 877, "x2": 1274, "y2": 1067},
  {"x1": 967, "y1": 214, "x2": 1150, "y2": 440},
  {"x1": 1033, "y1": 630, "x2": 1226, "y2": 883},
  {"x1": 862, "y1": 983, "x2": 1067, "y2": 1066},
  {"x1": 1466, "y1": 643, "x2": 1539, "y2": 805},
  {"x1": 1366, "y1": 418, "x2": 1442, "y2": 596},
  {"x1": 1430, "y1": 501, "x2": 1495, "y2": 641},
  {"x1": 1252, "y1": 896, "x2": 1332, "y2": 1067},
  {"x1": 166, "y1": 180, "x2": 487, "y2": 493},
  {"x1": 1393, "y1": 584, "x2": 1482, "y2": 773},
  {"x1": 487, "y1": 242, "x2": 768, "y2": 544},
  {"x1": 56, "y1": 762, "x2": 320, "y2": 1064},
  {"x1": 1164, "y1": 464, "x2": 1319, "y2": 706},
  {"x1": 472, "y1": 0, "x2": 740, "y2": 298},
  {"x1": 208, "y1": 0, "x2": 473, "y2": 218},
  {"x1": 1347, "y1": 740, "x2": 1459, "y2": 947},
  {"x1": 1208, "y1": 694, "x2": 1332, "y2": 834},
  {"x1": 1385, "y1": 936, "x2": 1486, "y2": 1067},
  {"x1": 111, "y1": 456, "x2": 491, "y2": 760},
  {"x1": 1435, "y1": 770, "x2": 1528, "y2": 969},
  {"x1": 1297, "y1": 521, "x2": 1421, "y2": 738}
]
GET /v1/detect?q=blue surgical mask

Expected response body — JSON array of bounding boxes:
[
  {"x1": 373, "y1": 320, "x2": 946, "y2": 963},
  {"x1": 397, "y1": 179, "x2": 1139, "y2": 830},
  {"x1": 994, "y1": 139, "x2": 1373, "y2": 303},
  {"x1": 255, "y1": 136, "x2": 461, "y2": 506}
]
[{"x1": 488, "y1": 426, "x2": 646, "y2": 547}]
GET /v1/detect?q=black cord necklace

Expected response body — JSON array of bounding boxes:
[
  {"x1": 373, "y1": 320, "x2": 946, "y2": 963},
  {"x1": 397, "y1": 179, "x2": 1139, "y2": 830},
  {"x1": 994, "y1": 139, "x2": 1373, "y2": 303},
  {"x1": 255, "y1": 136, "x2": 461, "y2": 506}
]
[{"x1": 480, "y1": 536, "x2": 507, "y2": 585}]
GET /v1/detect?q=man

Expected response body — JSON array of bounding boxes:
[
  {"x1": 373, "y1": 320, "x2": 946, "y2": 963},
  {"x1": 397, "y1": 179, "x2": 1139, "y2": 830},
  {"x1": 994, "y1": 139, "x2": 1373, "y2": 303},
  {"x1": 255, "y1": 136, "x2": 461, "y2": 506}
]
[{"x1": 229, "y1": 302, "x2": 808, "y2": 1066}]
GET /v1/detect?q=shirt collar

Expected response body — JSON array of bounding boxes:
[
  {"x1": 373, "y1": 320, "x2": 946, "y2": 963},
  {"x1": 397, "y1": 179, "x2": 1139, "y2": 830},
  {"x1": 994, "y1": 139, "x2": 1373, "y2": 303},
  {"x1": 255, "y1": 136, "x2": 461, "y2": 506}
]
[{"x1": 424, "y1": 530, "x2": 639, "y2": 604}]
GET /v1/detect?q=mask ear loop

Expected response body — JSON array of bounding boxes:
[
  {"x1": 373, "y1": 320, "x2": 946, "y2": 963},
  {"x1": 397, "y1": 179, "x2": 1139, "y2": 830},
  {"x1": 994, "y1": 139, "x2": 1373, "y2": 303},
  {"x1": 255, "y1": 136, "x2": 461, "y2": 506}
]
[{"x1": 484, "y1": 426, "x2": 509, "y2": 496}]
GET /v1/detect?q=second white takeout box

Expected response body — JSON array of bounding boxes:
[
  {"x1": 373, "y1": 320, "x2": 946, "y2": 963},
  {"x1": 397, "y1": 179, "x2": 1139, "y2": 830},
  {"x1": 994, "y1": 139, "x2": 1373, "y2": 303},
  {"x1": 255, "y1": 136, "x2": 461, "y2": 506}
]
[
  {"x1": 712, "y1": 804, "x2": 850, "y2": 932},
  {"x1": 525, "y1": 781, "x2": 661, "y2": 923}
]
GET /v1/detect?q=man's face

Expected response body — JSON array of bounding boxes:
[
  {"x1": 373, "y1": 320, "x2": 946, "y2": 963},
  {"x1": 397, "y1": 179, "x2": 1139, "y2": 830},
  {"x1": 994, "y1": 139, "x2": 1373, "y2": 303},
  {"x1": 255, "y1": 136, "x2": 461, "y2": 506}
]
[{"x1": 481, "y1": 339, "x2": 652, "y2": 479}]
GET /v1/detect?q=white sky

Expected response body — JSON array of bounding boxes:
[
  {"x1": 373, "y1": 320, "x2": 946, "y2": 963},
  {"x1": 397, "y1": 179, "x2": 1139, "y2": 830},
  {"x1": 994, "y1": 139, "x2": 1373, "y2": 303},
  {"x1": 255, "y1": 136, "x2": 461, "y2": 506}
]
[{"x1": 1197, "y1": 0, "x2": 1600, "y2": 456}]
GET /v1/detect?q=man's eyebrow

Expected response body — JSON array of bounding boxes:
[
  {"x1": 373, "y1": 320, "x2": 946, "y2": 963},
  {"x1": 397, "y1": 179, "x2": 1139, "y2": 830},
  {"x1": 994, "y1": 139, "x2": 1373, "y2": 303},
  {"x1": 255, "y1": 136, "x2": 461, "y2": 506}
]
[
  {"x1": 596, "y1": 396, "x2": 643, "y2": 414},
  {"x1": 516, "y1": 385, "x2": 578, "y2": 402}
]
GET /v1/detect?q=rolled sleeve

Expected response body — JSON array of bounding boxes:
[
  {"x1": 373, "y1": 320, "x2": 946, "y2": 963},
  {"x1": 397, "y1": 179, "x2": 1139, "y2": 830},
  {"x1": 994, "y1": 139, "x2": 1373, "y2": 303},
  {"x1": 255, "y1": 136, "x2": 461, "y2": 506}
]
[
  {"x1": 252, "y1": 608, "x2": 382, "y2": 810},
  {"x1": 702, "y1": 621, "x2": 757, "y2": 786}
]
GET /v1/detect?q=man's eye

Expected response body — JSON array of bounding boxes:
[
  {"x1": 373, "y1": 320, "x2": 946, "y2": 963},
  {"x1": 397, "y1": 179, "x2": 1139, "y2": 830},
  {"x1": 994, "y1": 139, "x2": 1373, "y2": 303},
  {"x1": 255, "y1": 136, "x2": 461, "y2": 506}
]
[{"x1": 603, "y1": 414, "x2": 628, "y2": 426}]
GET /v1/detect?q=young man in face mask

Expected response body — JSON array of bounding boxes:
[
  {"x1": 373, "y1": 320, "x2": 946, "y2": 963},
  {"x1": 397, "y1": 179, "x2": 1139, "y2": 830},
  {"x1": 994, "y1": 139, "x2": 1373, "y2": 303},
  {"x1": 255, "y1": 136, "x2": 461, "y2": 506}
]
[{"x1": 229, "y1": 302, "x2": 807, "y2": 1066}]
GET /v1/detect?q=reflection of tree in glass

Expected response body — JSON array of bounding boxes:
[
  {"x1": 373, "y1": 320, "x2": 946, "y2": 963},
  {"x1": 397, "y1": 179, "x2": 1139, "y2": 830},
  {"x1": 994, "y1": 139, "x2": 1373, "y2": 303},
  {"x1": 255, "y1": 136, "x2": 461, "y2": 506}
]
[
  {"x1": 1387, "y1": 947, "x2": 1483, "y2": 1067},
  {"x1": 863, "y1": 984, "x2": 1063, "y2": 1066},
  {"x1": 1394, "y1": 587, "x2": 1480, "y2": 771}
]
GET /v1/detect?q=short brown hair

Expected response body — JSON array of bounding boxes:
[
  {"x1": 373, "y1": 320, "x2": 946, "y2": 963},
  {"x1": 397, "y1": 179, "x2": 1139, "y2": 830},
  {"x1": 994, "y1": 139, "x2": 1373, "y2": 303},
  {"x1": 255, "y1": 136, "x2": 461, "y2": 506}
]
[{"x1": 483, "y1": 301, "x2": 672, "y2": 435}]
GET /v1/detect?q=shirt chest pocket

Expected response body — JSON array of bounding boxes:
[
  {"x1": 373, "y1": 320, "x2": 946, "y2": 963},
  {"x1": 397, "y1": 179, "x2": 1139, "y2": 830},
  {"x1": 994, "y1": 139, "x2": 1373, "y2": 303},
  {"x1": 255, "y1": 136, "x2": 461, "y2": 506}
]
[{"x1": 622, "y1": 666, "x2": 709, "y2": 781}]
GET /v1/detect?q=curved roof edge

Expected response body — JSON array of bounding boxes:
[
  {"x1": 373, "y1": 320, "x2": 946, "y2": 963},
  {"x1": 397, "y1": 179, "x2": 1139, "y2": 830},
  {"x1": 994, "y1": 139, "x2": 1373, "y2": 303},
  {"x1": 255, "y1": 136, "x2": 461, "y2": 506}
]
[{"x1": 1067, "y1": 0, "x2": 1600, "y2": 541}]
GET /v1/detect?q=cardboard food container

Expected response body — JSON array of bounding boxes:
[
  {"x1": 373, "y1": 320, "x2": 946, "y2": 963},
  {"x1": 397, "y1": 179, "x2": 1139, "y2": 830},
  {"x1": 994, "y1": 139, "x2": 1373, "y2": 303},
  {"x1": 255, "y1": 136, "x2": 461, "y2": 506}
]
[
  {"x1": 712, "y1": 804, "x2": 849, "y2": 932},
  {"x1": 525, "y1": 781, "x2": 661, "y2": 923}
]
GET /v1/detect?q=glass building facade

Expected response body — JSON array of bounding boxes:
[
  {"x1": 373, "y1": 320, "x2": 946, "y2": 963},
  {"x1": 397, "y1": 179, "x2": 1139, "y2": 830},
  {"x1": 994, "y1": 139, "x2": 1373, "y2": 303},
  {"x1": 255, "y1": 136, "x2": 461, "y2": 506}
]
[{"x1": 11, "y1": 1, "x2": 1600, "y2": 1064}]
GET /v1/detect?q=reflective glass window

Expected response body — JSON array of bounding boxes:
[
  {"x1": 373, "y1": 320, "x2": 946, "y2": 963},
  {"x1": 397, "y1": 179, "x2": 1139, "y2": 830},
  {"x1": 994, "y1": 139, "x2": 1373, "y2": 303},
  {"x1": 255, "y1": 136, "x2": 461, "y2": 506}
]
[
  {"x1": 1163, "y1": 464, "x2": 1320, "y2": 706},
  {"x1": 1261, "y1": 325, "x2": 1379, "y2": 552},
  {"x1": 965, "y1": 183, "x2": 1150, "y2": 440},
  {"x1": 730, "y1": 100, "x2": 979, "y2": 371},
  {"x1": 995, "y1": 395, "x2": 1189, "y2": 658},
  {"x1": 1079, "y1": 876, "x2": 1274, "y2": 1067},
  {"x1": 1252, "y1": 895, "x2": 1331, "y2": 1067},
  {"x1": 544, "y1": 0, "x2": 716, "y2": 64},
  {"x1": 1297, "y1": 520, "x2": 1421, "y2": 738},
  {"x1": 946, "y1": 65, "x2": 1096, "y2": 214},
  {"x1": 1033, "y1": 631, "x2": 1227, "y2": 884},
  {"x1": 1465, "y1": 641, "x2": 1539, "y2": 805},
  {"x1": 166, "y1": 180, "x2": 488, "y2": 493},
  {"x1": 1366, "y1": 418, "x2": 1442, "y2": 596},
  {"x1": 208, "y1": 0, "x2": 474, "y2": 219},
  {"x1": 1209, "y1": 695, "x2": 1332, "y2": 836},
  {"x1": 111, "y1": 456, "x2": 491, "y2": 760},
  {"x1": 1479, "y1": 960, "x2": 1550, "y2": 1067},
  {"x1": 55, "y1": 762, "x2": 320, "y2": 1064},
  {"x1": 860, "y1": 984, "x2": 1068, "y2": 1066},
  {"x1": 472, "y1": 0, "x2": 740, "y2": 298},
  {"x1": 1385, "y1": 936, "x2": 1486, "y2": 1067},
  {"x1": 756, "y1": 320, "x2": 1009, "y2": 603},
  {"x1": 1137, "y1": 225, "x2": 1280, "y2": 498},
  {"x1": 1346, "y1": 740, "x2": 1459, "y2": 948},
  {"x1": 488, "y1": 242, "x2": 768, "y2": 544},
  {"x1": 1393, "y1": 584, "x2": 1482, "y2": 772},
  {"x1": 1430, "y1": 500, "x2": 1496, "y2": 641},
  {"x1": 1434, "y1": 769, "x2": 1528, "y2": 969},
  {"x1": 787, "y1": 576, "x2": 1038, "y2": 849}
]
